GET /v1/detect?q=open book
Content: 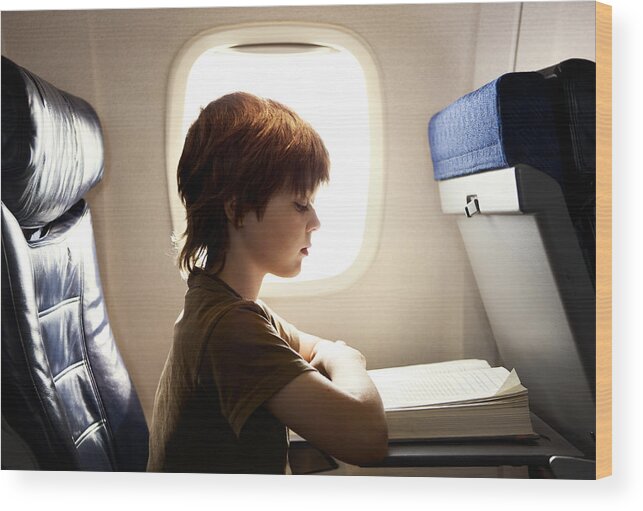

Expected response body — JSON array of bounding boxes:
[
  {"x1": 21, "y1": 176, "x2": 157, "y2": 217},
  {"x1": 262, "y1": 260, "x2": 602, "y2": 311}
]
[{"x1": 368, "y1": 359, "x2": 536, "y2": 441}]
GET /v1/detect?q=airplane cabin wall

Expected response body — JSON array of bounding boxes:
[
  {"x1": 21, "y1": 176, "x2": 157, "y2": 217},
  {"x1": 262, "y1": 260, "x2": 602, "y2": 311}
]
[{"x1": 1, "y1": 2, "x2": 596, "y2": 424}]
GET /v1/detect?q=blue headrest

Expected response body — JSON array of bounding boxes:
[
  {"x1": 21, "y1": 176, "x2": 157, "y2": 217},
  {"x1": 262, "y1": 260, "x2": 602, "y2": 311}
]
[
  {"x1": 1, "y1": 56, "x2": 104, "y2": 229},
  {"x1": 428, "y1": 72, "x2": 562, "y2": 183}
]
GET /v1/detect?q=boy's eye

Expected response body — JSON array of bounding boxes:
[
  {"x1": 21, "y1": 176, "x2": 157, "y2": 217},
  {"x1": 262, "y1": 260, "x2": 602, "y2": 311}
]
[{"x1": 294, "y1": 202, "x2": 309, "y2": 212}]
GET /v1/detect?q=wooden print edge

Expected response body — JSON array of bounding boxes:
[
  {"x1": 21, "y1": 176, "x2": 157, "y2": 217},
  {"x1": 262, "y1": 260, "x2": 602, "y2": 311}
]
[{"x1": 595, "y1": 0, "x2": 612, "y2": 480}]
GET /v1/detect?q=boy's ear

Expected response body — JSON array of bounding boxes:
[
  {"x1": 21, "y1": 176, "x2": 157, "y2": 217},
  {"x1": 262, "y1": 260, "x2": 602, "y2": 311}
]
[
  {"x1": 224, "y1": 199, "x2": 243, "y2": 228},
  {"x1": 224, "y1": 199, "x2": 235, "y2": 222}
]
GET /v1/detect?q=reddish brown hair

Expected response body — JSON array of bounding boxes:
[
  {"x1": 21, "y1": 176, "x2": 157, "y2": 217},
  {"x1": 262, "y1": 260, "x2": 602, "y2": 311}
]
[{"x1": 176, "y1": 92, "x2": 330, "y2": 275}]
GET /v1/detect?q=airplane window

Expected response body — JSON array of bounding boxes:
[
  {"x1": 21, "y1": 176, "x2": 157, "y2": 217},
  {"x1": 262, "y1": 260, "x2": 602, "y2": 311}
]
[{"x1": 167, "y1": 25, "x2": 383, "y2": 296}]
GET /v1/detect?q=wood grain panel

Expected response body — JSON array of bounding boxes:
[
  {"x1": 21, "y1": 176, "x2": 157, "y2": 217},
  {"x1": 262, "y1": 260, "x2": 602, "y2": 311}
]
[{"x1": 596, "y1": 0, "x2": 612, "y2": 480}]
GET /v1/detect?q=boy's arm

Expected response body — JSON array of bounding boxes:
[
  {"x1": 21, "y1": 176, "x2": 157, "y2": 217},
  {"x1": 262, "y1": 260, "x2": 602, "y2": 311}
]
[
  {"x1": 265, "y1": 340, "x2": 388, "y2": 466},
  {"x1": 262, "y1": 305, "x2": 388, "y2": 464}
]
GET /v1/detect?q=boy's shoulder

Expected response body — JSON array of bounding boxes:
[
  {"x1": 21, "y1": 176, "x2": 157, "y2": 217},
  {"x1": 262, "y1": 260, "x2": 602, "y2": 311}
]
[{"x1": 182, "y1": 273, "x2": 270, "y2": 328}]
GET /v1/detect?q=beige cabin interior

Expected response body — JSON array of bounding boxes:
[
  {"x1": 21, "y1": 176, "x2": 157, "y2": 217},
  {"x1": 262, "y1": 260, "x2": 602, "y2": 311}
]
[{"x1": 1, "y1": 1, "x2": 596, "y2": 477}]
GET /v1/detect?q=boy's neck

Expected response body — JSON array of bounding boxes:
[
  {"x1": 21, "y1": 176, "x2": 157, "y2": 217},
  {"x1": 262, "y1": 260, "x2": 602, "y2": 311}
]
[{"x1": 216, "y1": 262, "x2": 263, "y2": 302}]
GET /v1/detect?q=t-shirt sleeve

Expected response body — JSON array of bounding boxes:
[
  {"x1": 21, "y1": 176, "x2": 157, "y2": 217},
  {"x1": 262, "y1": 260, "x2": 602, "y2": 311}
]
[
  {"x1": 202, "y1": 302, "x2": 315, "y2": 437},
  {"x1": 256, "y1": 299, "x2": 302, "y2": 353}
]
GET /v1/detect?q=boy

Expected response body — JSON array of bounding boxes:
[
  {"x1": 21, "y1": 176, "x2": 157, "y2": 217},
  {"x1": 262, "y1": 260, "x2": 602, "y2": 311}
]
[{"x1": 147, "y1": 92, "x2": 387, "y2": 474}]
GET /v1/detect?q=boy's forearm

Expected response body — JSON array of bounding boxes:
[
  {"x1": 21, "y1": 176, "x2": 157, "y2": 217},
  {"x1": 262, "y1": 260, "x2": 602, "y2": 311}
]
[
  {"x1": 326, "y1": 360, "x2": 382, "y2": 407},
  {"x1": 326, "y1": 361, "x2": 388, "y2": 456},
  {"x1": 300, "y1": 334, "x2": 385, "y2": 416}
]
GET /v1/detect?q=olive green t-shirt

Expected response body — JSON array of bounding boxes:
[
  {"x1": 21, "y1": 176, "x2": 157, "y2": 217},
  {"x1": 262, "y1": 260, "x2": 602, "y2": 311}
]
[{"x1": 147, "y1": 270, "x2": 315, "y2": 474}]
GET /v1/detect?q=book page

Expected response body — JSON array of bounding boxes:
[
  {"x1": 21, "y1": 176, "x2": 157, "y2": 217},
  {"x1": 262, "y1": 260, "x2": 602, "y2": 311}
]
[
  {"x1": 368, "y1": 359, "x2": 490, "y2": 381},
  {"x1": 369, "y1": 363, "x2": 520, "y2": 409},
  {"x1": 495, "y1": 368, "x2": 526, "y2": 396}
]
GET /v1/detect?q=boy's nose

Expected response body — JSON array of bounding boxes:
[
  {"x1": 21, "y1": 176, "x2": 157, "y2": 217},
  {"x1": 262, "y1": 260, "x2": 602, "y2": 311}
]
[{"x1": 307, "y1": 208, "x2": 321, "y2": 232}]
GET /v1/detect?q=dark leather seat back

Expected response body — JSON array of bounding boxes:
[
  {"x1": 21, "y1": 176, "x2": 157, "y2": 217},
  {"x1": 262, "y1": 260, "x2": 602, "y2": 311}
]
[{"x1": 1, "y1": 56, "x2": 149, "y2": 471}]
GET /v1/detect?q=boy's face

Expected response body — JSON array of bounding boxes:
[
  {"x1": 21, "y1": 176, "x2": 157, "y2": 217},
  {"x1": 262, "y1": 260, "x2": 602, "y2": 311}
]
[{"x1": 237, "y1": 189, "x2": 320, "y2": 278}]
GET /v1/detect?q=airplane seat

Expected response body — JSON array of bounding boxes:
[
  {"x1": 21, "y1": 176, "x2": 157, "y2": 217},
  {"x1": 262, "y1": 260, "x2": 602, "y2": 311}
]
[
  {"x1": 1, "y1": 56, "x2": 149, "y2": 471},
  {"x1": 427, "y1": 60, "x2": 596, "y2": 460}
]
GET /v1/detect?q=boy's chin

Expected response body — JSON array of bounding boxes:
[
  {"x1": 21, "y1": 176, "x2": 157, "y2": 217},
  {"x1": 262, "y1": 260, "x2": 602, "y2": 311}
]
[{"x1": 270, "y1": 266, "x2": 302, "y2": 279}]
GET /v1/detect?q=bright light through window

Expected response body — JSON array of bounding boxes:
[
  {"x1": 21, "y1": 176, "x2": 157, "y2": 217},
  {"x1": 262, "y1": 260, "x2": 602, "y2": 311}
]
[{"x1": 182, "y1": 45, "x2": 371, "y2": 285}]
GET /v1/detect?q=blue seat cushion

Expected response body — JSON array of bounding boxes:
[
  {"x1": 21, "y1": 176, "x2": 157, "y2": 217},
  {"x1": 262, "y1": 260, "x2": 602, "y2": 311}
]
[{"x1": 428, "y1": 72, "x2": 562, "y2": 183}]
